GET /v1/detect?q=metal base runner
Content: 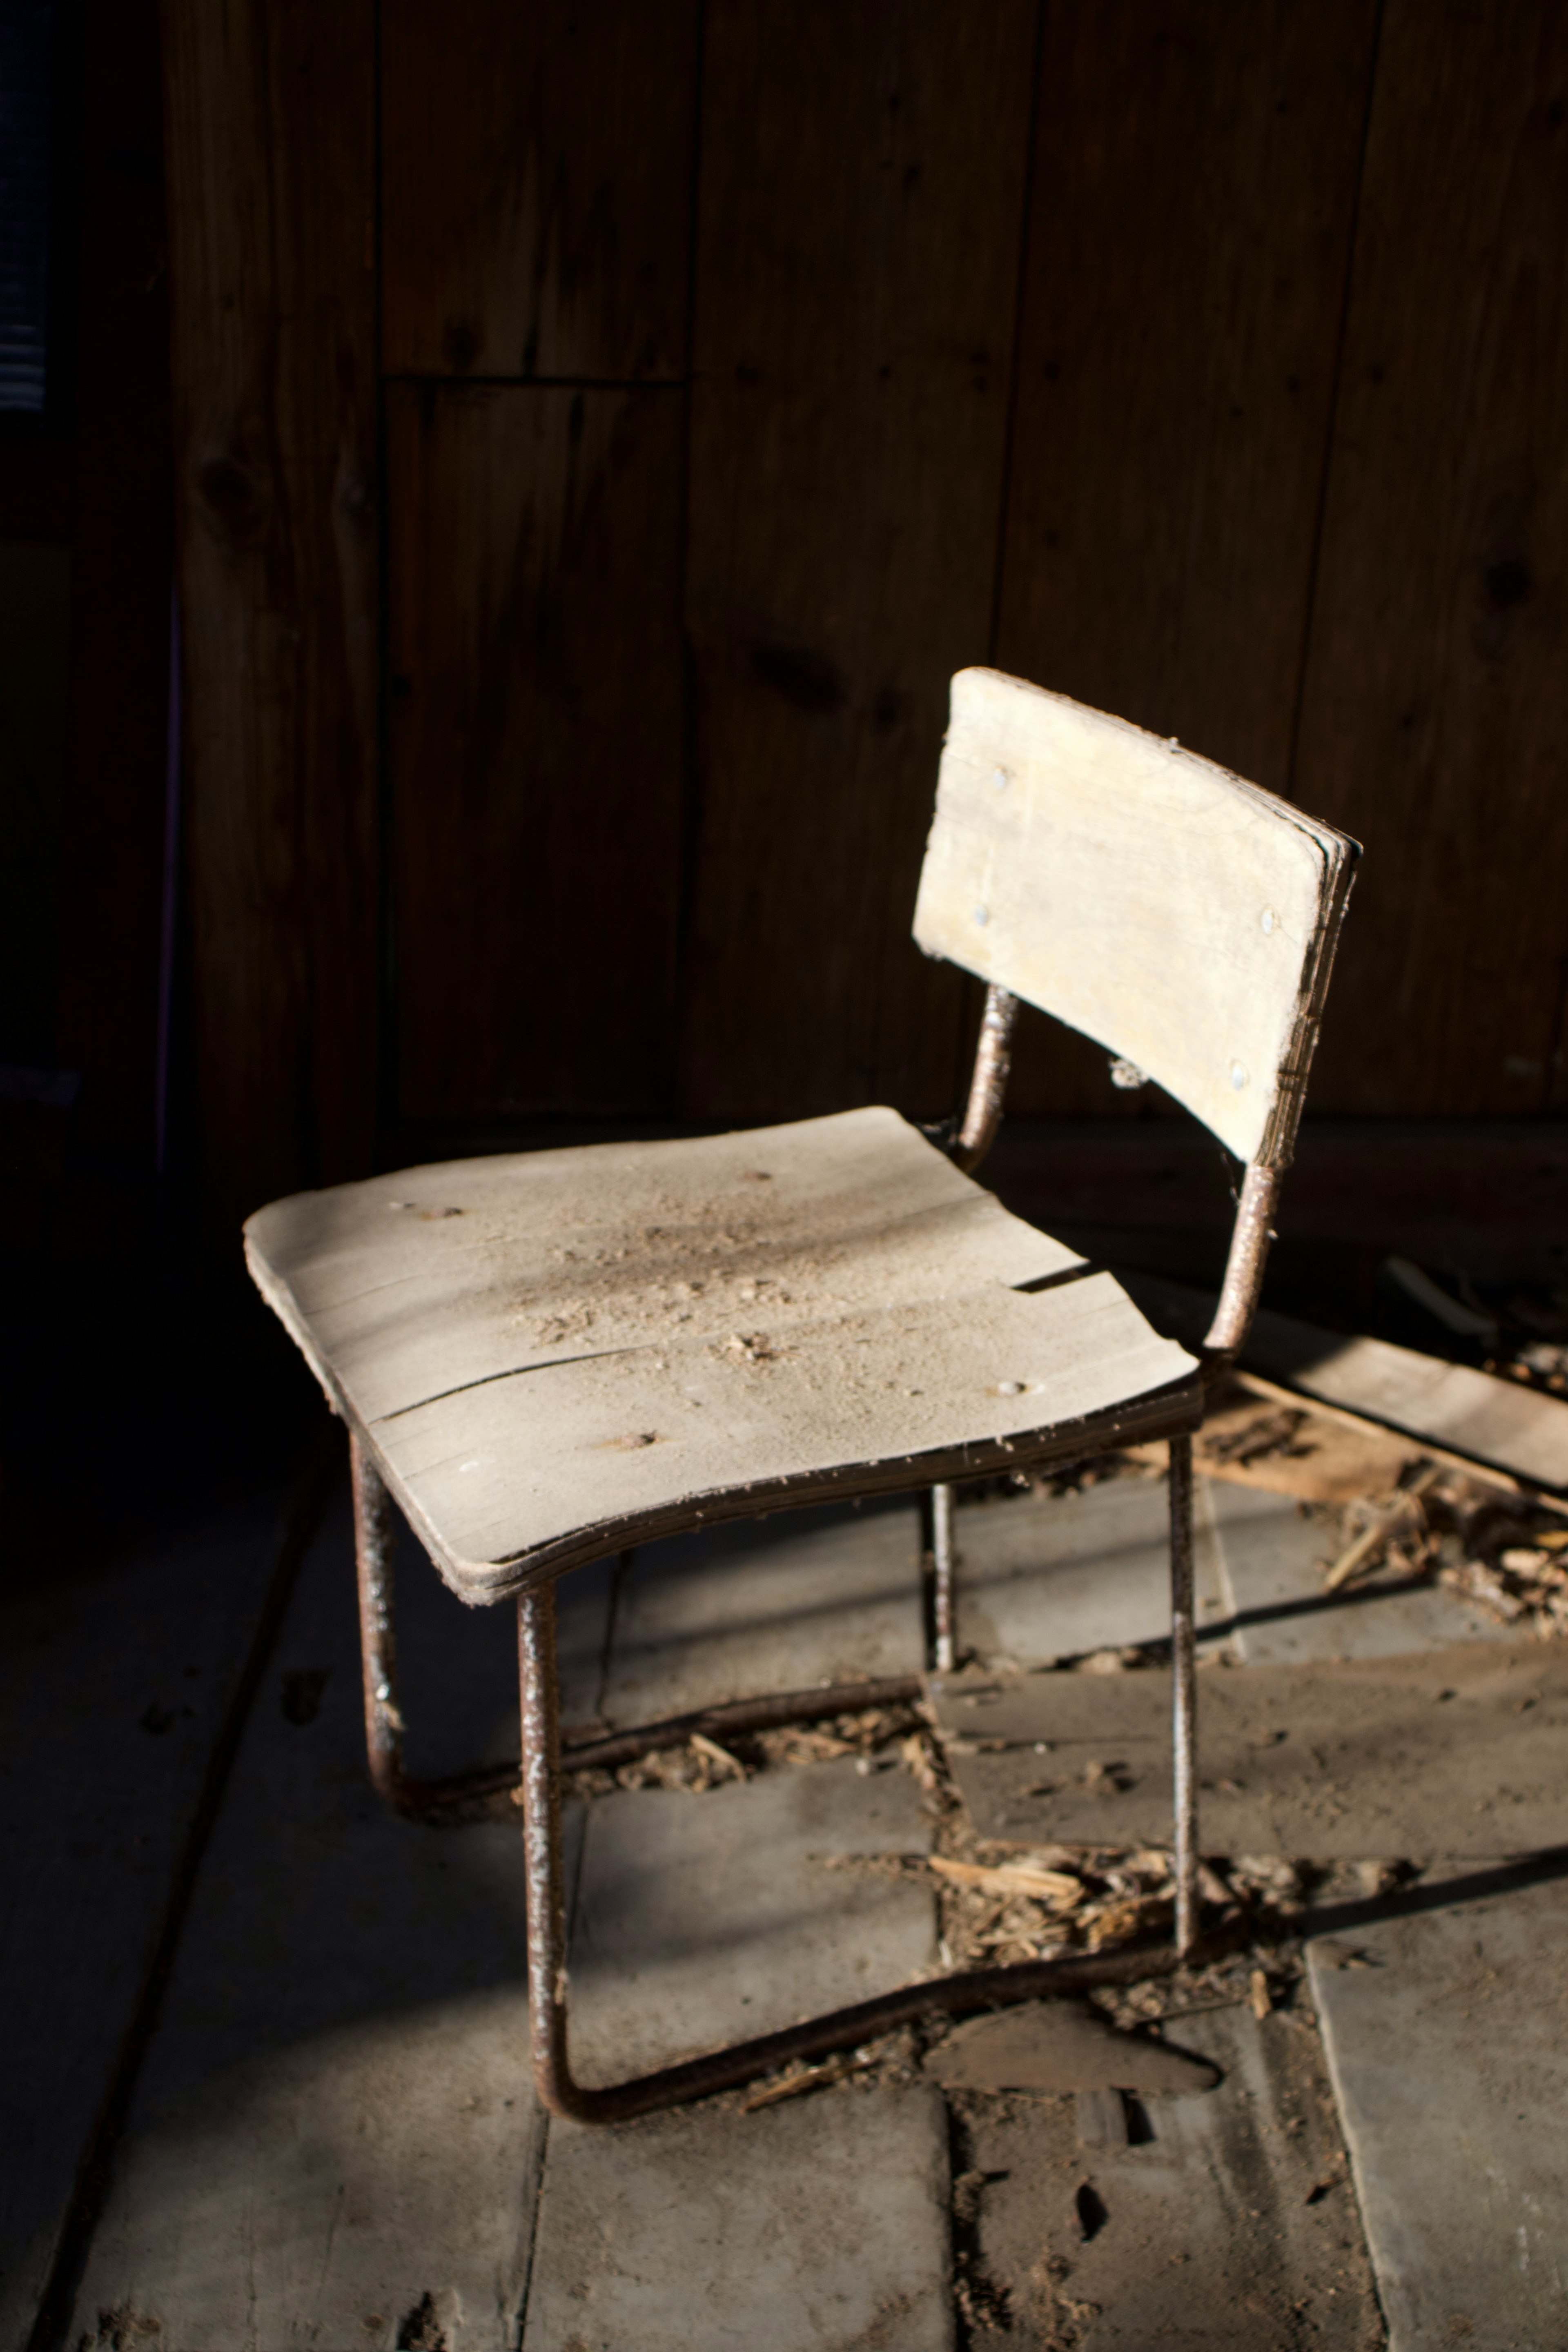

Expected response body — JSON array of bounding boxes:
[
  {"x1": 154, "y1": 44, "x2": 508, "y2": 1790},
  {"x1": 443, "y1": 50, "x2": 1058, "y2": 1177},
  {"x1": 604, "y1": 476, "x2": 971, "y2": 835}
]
[
  {"x1": 366, "y1": 1674, "x2": 928, "y2": 1824},
  {"x1": 350, "y1": 1432, "x2": 1204, "y2": 2123}
]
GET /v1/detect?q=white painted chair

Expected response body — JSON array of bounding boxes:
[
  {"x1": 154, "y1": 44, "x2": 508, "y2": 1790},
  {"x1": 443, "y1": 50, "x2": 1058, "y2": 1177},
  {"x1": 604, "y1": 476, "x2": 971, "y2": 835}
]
[{"x1": 245, "y1": 667, "x2": 1357, "y2": 2123}]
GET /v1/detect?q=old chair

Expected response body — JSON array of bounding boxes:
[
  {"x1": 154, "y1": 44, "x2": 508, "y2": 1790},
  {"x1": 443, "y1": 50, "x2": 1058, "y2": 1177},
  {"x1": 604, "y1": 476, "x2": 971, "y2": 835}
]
[{"x1": 245, "y1": 667, "x2": 1358, "y2": 2123}]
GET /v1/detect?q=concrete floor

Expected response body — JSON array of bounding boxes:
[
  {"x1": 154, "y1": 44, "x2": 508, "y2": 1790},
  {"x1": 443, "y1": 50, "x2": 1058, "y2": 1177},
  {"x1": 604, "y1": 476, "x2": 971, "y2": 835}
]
[{"x1": 7, "y1": 1442, "x2": 1566, "y2": 2350}]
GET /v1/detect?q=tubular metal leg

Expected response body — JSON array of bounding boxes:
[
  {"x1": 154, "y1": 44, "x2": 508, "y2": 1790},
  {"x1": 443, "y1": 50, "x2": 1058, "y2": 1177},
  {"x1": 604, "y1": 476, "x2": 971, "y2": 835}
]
[
  {"x1": 931, "y1": 1482, "x2": 957, "y2": 1673},
  {"x1": 352, "y1": 1434, "x2": 410, "y2": 1812},
  {"x1": 514, "y1": 1581, "x2": 1185, "y2": 2125},
  {"x1": 517, "y1": 1584, "x2": 579, "y2": 2115},
  {"x1": 1168, "y1": 1432, "x2": 1200, "y2": 1960},
  {"x1": 350, "y1": 1435, "x2": 924, "y2": 1819}
]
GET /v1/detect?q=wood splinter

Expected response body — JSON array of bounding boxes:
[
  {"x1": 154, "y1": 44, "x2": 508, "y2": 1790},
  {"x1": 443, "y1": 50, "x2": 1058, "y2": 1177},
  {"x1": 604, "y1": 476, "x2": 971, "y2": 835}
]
[{"x1": 1322, "y1": 1465, "x2": 1442, "y2": 1592}]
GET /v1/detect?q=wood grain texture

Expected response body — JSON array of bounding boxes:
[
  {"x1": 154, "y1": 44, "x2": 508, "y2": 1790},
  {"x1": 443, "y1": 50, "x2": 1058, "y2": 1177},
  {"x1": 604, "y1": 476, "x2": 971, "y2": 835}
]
[
  {"x1": 245, "y1": 1107, "x2": 1198, "y2": 1597},
  {"x1": 677, "y1": 0, "x2": 1037, "y2": 1126},
  {"x1": 65, "y1": 1489, "x2": 560, "y2": 2352},
  {"x1": 388, "y1": 383, "x2": 686, "y2": 1120},
  {"x1": 381, "y1": 0, "x2": 699, "y2": 381},
  {"x1": 162, "y1": 0, "x2": 378, "y2": 1218},
  {"x1": 995, "y1": 0, "x2": 1379, "y2": 1120},
  {"x1": 1291, "y1": 0, "x2": 1568, "y2": 1118},
  {"x1": 0, "y1": 1475, "x2": 303, "y2": 2349},
  {"x1": 914, "y1": 670, "x2": 1356, "y2": 1163},
  {"x1": 368, "y1": 1273, "x2": 1198, "y2": 1598},
  {"x1": 246, "y1": 1107, "x2": 1085, "y2": 1424},
  {"x1": 1243, "y1": 1307, "x2": 1568, "y2": 1495}
]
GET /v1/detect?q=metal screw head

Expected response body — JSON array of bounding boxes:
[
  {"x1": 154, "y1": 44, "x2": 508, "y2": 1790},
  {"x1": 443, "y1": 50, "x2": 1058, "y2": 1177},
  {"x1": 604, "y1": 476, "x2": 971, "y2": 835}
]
[
  {"x1": 973, "y1": 904, "x2": 990, "y2": 927},
  {"x1": 1260, "y1": 906, "x2": 1277, "y2": 935},
  {"x1": 1229, "y1": 1059, "x2": 1250, "y2": 1090},
  {"x1": 991, "y1": 765, "x2": 1010, "y2": 790}
]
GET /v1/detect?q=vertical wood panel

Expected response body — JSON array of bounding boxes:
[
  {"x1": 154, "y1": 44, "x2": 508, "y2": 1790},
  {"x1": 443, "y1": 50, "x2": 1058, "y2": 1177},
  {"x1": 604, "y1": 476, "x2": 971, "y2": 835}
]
[
  {"x1": 381, "y1": 0, "x2": 700, "y2": 381},
  {"x1": 56, "y1": 0, "x2": 172, "y2": 1171},
  {"x1": 163, "y1": 0, "x2": 378, "y2": 1218},
  {"x1": 994, "y1": 0, "x2": 1380, "y2": 1122},
  {"x1": 1293, "y1": 0, "x2": 1568, "y2": 1119},
  {"x1": 388, "y1": 384, "x2": 686, "y2": 1122},
  {"x1": 678, "y1": 0, "x2": 1038, "y2": 1126}
]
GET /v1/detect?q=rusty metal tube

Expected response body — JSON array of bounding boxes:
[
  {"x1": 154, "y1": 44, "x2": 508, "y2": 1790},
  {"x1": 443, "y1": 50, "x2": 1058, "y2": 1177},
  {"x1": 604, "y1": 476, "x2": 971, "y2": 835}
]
[
  {"x1": 351, "y1": 1434, "x2": 408, "y2": 1813},
  {"x1": 931, "y1": 1483, "x2": 957, "y2": 1673},
  {"x1": 517, "y1": 1584, "x2": 583, "y2": 2118},
  {"x1": 515, "y1": 1577, "x2": 1207, "y2": 2126},
  {"x1": 1204, "y1": 1163, "x2": 1281, "y2": 1363},
  {"x1": 360, "y1": 1673, "x2": 929, "y2": 1824},
  {"x1": 525, "y1": 1938, "x2": 1189, "y2": 2126},
  {"x1": 1168, "y1": 1432, "x2": 1199, "y2": 1960},
  {"x1": 952, "y1": 984, "x2": 1018, "y2": 1175}
]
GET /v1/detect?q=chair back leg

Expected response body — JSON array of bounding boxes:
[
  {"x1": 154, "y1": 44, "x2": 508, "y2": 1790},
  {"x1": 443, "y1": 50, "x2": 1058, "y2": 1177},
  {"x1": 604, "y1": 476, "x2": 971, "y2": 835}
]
[
  {"x1": 352, "y1": 1434, "x2": 408, "y2": 1813},
  {"x1": 931, "y1": 1482, "x2": 957, "y2": 1671},
  {"x1": 517, "y1": 1584, "x2": 587, "y2": 2120},
  {"x1": 1167, "y1": 1434, "x2": 1200, "y2": 1958}
]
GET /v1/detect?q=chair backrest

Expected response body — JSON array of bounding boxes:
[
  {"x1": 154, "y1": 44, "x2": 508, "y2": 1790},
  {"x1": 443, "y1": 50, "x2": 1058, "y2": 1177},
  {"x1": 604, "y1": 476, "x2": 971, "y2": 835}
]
[{"x1": 913, "y1": 668, "x2": 1359, "y2": 1169}]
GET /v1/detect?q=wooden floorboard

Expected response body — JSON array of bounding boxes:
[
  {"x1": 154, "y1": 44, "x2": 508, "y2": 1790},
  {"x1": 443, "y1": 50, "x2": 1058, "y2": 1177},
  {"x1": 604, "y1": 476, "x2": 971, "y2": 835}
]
[
  {"x1": 66, "y1": 1482, "x2": 598, "y2": 2352},
  {"x1": 0, "y1": 1441, "x2": 321, "y2": 2348}
]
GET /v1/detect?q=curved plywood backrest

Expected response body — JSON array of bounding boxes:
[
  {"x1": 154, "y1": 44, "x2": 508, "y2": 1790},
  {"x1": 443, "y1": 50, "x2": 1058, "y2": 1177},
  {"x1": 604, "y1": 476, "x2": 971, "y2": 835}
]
[{"x1": 913, "y1": 669, "x2": 1359, "y2": 1167}]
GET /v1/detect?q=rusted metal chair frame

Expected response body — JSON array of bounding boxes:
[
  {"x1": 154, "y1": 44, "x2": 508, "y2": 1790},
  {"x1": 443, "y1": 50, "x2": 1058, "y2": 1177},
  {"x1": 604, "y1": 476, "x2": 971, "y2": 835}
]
[
  {"x1": 271, "y1": 666, "x2": 1360, "y2": 2127},
  {"x1": 341, "y1": 976, "x2": 1284, "y2": 2127}
]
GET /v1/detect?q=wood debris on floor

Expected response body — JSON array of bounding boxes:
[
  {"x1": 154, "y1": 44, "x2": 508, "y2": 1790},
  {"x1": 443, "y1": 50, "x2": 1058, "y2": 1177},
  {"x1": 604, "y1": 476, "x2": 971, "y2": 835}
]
[
  {"x1": 562, "y1": 1699, "x2": 928, "y2": 1798},
  {"x1": 1120, "y1": 1368, "x2": 1568, "y2": 1638},
  {"x1": 34, "y1": 1343, "x2": 1568, "y2": 2352},
  {"x1": 1124, "y1": 1376, "x2": 1424, "y2": 1505},
  {"x1": 1311, "y1": 1462, "x2": 1568, "y2": 1624},
  {"x1": 1477, "y1": 1278, "x2": 1568, "y2": 1398}
]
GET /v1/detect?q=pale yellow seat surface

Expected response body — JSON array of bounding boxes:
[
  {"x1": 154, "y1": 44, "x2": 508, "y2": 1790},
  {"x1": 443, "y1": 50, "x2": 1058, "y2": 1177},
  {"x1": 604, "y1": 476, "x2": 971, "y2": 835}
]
[{"x1": 246, "y1": 1107, "x2": 1200, "y2": 1601}]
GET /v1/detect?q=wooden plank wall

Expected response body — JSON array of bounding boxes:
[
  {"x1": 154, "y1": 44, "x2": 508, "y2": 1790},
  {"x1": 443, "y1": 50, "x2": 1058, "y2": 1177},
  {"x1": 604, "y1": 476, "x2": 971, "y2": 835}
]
[
  {"x1": 677, "y1": 3, "x2": 1036, "y2": 1124},
  {"x1": 381, "y1": 0, "x2": 697, "y2": 1120},
  {"x1": 995, "y1": 0, "x2": 1381, "y2": 1116},
  {"x1": 164, "y1": 0, "x2": 1568, "y2": 1214},
  {"x1": 1292, "y1": 0, "x2": 1568, "y2": 1120},
  {"x1": 163, "y1": 0, "x2": 379, "y2": 1224}
]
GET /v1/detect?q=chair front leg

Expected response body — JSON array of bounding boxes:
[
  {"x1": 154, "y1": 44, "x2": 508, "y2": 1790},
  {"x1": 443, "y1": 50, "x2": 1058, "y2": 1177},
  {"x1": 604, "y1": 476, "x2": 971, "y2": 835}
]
[
  {"x1": 515, "y1": 1571, "x2": 1194, "y2": 2128},
  {"x1": 1168, "y1": 1432, "x2": 1199, "y2": 1959},
  {"x1": 351, "y1": 1447, "x2": 922, "y2": 1826},
  {"x1": 516, "y1": 1582, "x2": 591, "y2": 2121}
]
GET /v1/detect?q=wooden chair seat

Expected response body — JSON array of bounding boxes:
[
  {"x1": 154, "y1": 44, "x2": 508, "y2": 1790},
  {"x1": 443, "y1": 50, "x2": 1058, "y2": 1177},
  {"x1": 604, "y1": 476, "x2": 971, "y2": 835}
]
[{"x1": 246, "y1": 1105, "x2": 1201, "y2": 1600}]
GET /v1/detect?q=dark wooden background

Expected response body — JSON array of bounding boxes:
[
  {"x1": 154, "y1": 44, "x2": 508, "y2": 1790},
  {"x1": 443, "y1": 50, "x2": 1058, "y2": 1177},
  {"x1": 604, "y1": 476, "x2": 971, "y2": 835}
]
[{"x1": 161, "y1": 0, "x2": 1568, "y2": 1226}]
